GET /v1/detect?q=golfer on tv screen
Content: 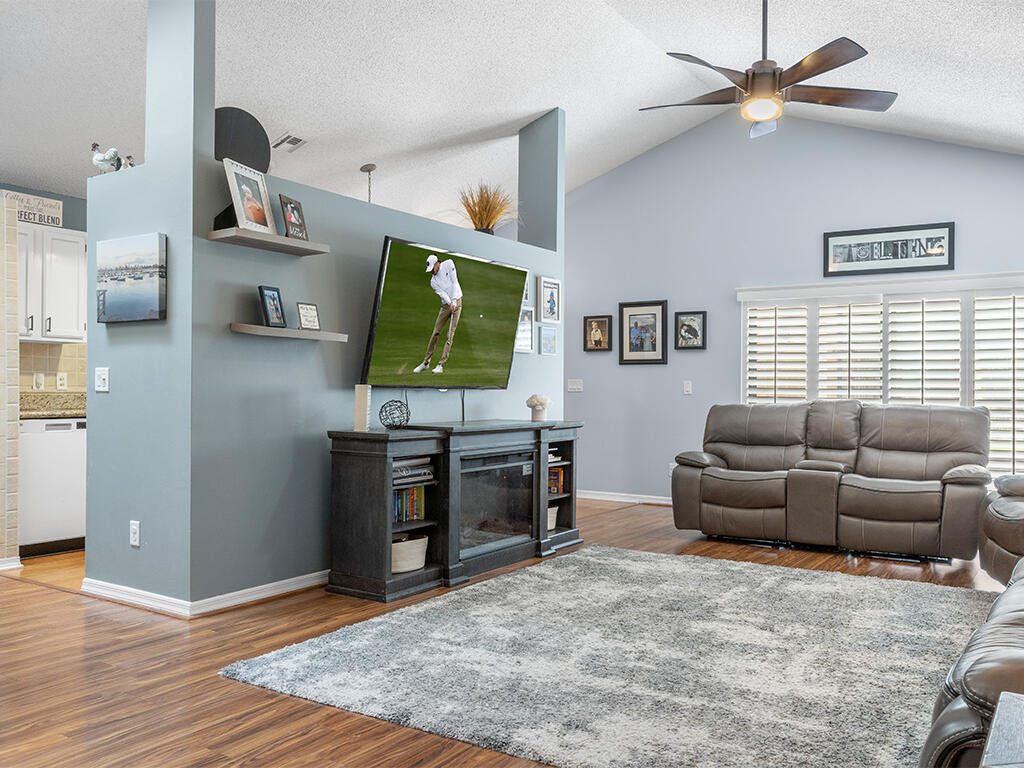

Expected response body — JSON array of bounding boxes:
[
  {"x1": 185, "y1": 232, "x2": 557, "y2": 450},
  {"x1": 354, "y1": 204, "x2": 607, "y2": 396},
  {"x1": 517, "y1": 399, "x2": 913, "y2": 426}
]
[{"x1": 414, "y1": 253, "x2": 462, "y2": 374}]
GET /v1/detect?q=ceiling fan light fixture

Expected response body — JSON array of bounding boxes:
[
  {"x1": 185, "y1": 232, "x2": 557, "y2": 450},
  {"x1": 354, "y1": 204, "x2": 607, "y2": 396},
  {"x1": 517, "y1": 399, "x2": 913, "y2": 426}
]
[{"x1": 740, "y1": 95, "x2": 783, "y2": 122}]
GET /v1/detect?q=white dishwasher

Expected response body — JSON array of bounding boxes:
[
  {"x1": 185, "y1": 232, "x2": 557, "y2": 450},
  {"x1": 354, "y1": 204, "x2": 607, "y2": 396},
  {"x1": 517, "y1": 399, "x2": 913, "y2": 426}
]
[{"x1": 19, "y1": 419, "x2": 87, "y2": 547}]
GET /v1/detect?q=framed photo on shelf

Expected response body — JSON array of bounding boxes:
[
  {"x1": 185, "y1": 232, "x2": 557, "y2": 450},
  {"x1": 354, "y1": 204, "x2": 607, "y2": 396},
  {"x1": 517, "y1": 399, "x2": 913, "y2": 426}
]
[
  {"x1": 223, "y1": 158, "x2": 277, "y2": 235},
  {"x1": 823, "y1": 221, "x2": 954, "y2": 277},
  {"x1": 539, "y1": 324, "x2": 558, "y2": 355},
  {"x1": 674, "y1": 311, "x2": 707, "y2": 350},
  {"x1": 515, "y1": 307, "x2": 535, "y2": 353},
  {"x1": 279, "y1": 195, "x2": 308, "y2": 240},
  {"x1": 296, "y1": 302, "x2": 320, "y2": 331},
  {"x1": 258, "y1": 285, "x2": 286, "y2": 328},
  {"x1": 619, "y1": 300, "x2": 667, "y2": 365},
  {"x1": 583, "y1": 314, "x2": 612, "y2": 352},
  {"x1": 538, "y1": 276, "x2": 561, "y2": 323}
]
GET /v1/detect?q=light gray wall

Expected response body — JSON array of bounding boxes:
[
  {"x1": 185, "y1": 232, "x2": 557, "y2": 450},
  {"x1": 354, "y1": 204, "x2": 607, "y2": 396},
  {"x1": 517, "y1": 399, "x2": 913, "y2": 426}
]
[
  {"x1": 0, "y1": 183, "x2": 87, "y2": 230},
  {"x1": 564, "y1": 112, "x2": 1024, "y2": 498}
]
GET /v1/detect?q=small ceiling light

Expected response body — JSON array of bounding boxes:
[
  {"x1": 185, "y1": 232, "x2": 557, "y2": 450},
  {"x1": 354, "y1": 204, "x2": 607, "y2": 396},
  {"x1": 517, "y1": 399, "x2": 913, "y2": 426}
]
[{"x1": 740, "y1": 95, "x2": 784, "y2": 122}]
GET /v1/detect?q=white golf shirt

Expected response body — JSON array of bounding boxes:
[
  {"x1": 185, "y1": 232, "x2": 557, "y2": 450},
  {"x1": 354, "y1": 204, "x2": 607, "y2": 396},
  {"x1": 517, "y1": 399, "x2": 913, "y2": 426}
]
[{"x1": 430, "y1": 259, "x2": 463, "y2": 305}]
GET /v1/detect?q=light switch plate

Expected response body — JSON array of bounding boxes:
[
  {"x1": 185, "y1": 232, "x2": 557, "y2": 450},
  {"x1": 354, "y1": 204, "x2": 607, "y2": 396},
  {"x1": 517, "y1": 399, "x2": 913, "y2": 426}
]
[
  {"x1": 95, "y1": 367, "x2": 109, "y2": 393},
  {"x1": 56, "y1": 372, "x2": 68, "y2": 391},
  {"x1": 32, "y1": 373, "x2": 44, "y2": 391},
  {"x1": 683, "y1": 380, "x2": 693, "y2": 395},
  {"x1": 567, "y1": 378, "x2": 583, "y2": 392}
]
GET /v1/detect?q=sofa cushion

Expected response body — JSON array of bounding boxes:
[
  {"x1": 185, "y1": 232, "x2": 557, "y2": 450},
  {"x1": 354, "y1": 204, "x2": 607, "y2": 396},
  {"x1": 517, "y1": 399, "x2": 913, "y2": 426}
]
[
  {"x1": 701, "y1": 467, "x2": 787, "y2": 509},
  {"x1": 703, "y1": 403, "x2": 807, "y2": 471},
  {"x1": 805, "y1": 399, "x2": 861, "y2": 467},
  {"x1": 839, "y1": 475, "x2": 943, "y2": 521},
  {"x1": 995, "y1": 474, "x2": 1024, "y2": 497},
  {"x1": 854, "y1": 403, "x2": 989, "y2": 481}
]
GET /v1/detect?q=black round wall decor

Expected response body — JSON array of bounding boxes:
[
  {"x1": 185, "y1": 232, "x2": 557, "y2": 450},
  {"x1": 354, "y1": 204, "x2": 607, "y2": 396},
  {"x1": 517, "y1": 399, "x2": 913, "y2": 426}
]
[{"x1": 214, "y1": 106, "x2": 271, "y2": 172}]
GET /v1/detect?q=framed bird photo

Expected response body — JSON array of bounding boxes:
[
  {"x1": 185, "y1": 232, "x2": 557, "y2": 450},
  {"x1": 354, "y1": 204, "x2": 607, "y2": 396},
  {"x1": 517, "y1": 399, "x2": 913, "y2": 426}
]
[
  {"x1": 223, "y1": 158, "x2": 277, "y2": 236},
  {"x1": 674, "y1": 311, "x2": 707, "y2": 350}
]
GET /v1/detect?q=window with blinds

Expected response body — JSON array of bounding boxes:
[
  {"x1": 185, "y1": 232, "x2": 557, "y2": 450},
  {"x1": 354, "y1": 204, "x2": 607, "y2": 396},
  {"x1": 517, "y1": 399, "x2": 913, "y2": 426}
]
[
  {"x1": 886, "y1": 298, "x2": 961, "y2": 405},
  {"x1": 818, "y1": 303, "x2": 883, "y2": 401},
  {"x1": 745, "y1": 305, "x2": 808, "y2": 403},
  {"x1": 974, "y1": 295, "x2": 1024, "y2": 473}
]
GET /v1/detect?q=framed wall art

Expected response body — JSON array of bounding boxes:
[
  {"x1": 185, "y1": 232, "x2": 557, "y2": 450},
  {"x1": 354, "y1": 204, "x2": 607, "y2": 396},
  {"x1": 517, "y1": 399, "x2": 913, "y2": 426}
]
[
  {"x1": 619, "y1": 300, "x2": 667, "y2": 365},
  {"x1": 538, "y1": 276, "x2": 561, "y2": 323},
  {"x1": 224, "y1": 158, "x2": 277, "y2": 235},
  {"x1": 583, "y1": 314, "x2": 612, "y2": 352},
  {"x1": 539, "y1": 324, "x2": 558, "y2": 355},
  {"x1": 296, "y1": 302, "x2": 320, "y2": 330},
  {"x1": 258, "y1": 285, "x2": 286, "y2": 328},
  {"x1": 823, "y1": 222, "x2": 954, "y2": 277},
  {"x1": 279, "y1": 194, "x2": 308, "y2": 240},
  {"x1": 515, "y1": 307, "x2": 535, "y2": 353},
  {"x1": 96, "y1": 233, "x2": 167, "y2": 323},
  {"x1": 674, "y1": 311, "x2": 706, "y2": 350}
]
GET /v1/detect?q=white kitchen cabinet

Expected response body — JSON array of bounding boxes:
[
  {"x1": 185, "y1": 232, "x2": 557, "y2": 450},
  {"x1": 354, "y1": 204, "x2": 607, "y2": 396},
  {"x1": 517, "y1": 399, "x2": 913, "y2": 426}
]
[{"x1": 18, "y1": 222, "x2": 87, "y2": 343}]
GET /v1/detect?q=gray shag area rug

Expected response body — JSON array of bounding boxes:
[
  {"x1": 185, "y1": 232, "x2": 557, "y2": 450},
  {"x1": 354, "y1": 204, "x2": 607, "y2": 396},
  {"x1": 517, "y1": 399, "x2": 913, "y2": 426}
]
[{"x1": 221, "y1": 546, "x2": 995, "y2": 768}]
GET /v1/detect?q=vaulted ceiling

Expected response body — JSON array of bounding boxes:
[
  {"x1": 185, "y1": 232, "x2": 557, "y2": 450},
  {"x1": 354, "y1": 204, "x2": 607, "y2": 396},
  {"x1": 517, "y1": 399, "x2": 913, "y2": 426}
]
[{"x1": 1, "y1": 1, "x2": 1020, "y2": 225}]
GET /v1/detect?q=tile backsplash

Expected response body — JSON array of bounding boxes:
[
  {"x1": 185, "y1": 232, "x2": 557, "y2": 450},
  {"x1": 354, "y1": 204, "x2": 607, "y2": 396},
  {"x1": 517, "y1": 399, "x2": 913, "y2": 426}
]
[{"x1": 19, "y1": 343, "x2": 87, "y2": 392}]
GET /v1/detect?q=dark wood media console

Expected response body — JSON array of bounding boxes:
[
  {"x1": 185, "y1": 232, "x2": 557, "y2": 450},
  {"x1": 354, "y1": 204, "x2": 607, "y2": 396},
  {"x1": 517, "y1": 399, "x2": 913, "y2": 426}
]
[{"x1": 326, "y1": 419, "x2": 583, "y2": 602}]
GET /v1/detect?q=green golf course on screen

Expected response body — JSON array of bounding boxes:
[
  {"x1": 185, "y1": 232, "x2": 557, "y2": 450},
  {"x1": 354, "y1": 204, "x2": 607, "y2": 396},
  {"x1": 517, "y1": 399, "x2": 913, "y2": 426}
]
[{"x1": 362, "y1": 239, "x2": 528, "y2": 388}]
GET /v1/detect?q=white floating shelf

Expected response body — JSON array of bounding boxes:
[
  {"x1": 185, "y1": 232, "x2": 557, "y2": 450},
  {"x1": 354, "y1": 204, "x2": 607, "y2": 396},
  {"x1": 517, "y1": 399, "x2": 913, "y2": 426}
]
[
  {"x1": 206, "y1": 228, "x2": 331, "y2": 256},
  {"x1": 229, "y1": 323, "x2": 348, "y2": 342}
]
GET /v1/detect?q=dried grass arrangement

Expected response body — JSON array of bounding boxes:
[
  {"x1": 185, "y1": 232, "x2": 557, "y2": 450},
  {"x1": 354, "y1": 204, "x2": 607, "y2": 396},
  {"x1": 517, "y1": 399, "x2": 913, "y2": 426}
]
[{"x1": 459, "y1": 183, "x2": 513, "y2": 233}]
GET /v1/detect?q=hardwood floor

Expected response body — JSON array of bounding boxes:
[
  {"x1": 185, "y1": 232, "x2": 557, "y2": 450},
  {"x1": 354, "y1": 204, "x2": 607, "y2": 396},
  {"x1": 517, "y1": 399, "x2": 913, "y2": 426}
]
[
  {"x1": 5, "y1": 549, "x2": 86, "y2": 593},
  {"x1": 0, "y1": 499, "x2": 1003, "y2": 767}
]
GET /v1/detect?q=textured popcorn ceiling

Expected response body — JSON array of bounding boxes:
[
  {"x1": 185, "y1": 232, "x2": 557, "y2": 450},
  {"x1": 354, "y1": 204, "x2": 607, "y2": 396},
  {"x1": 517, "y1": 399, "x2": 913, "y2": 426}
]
[{"x1": 1, "y1": 1, "x2": 1021, "y2": 225}]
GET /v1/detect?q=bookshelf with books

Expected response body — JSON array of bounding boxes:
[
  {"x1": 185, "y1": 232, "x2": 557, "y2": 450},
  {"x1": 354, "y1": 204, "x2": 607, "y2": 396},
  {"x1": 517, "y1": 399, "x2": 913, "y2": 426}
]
[{"x1": 540, "y1": 437, "x2": 579, "y2": 556}]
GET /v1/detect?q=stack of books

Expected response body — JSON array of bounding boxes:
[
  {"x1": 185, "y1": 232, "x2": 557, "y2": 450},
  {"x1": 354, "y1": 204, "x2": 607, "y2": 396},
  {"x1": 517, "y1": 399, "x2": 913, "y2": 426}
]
[
  {"x1": 393, "y1": 456, "x2": 434, "y2": 488},
  {"x1": 393, "y1": 485, "x2": 426, "y2": 523},
  {"x1": 549, "y1": 467, "x2": 565, "y2": 495}
]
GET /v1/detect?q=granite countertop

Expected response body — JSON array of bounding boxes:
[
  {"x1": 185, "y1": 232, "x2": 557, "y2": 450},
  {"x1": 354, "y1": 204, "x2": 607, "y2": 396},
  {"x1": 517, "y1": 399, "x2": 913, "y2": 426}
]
[{"x1": 20, "y1": 392, "x2": 87, "y2": 419}]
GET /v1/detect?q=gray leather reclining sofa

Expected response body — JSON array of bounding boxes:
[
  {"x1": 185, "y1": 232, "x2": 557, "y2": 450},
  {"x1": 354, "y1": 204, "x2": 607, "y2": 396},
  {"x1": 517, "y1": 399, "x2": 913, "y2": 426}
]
[{"x1": 672, "y1": 400, "x2": 991, "y2": 559}]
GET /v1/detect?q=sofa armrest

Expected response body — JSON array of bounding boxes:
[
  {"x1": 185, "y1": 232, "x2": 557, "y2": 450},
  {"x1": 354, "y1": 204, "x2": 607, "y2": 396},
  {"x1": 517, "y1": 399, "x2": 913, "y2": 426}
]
[
  {"x1": 794, "y1": 459, "x2": 851, "y2": 473},
  {"x1": 675, "y1": 451, "x2": 726, "y2": 469},
  {"x1": 961, "y1": 654, "x2": 1024, "y2": 718},
  {"x1": 918, "y1": 697, "x2": 987, "y2": 768},
  {"x1": 942, "y1": 464, "x2": 992, "y2": 486},
  {"x1": 1009, "y1": 557, "x2": 1024, "y2": 587}
]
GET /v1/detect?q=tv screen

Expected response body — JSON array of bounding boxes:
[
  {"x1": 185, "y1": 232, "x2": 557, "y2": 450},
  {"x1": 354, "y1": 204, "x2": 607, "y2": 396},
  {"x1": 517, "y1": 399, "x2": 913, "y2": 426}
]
[{"x1": 361, "y1": 237, "x2": 528, "y2": 389}]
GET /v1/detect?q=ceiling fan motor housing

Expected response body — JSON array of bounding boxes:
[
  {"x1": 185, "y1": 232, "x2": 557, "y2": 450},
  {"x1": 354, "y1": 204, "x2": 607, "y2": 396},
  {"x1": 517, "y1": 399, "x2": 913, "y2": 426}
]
[{"x1": 746, "y1": 60, "x2": 781, "y2": 98}]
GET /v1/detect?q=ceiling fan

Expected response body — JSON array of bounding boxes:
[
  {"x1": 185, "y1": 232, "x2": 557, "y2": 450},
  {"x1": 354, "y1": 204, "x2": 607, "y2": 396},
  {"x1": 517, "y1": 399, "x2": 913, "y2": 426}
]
[{"x1": 640, "y1": 0, "x2": 897, "y2": 138}]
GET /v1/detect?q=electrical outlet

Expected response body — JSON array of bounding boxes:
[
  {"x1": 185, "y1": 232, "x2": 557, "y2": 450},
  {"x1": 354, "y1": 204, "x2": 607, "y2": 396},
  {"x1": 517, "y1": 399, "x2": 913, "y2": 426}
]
[
  {"x1": 129, "y1": 520, "x2": 140, "y2": 547},
  {"x1": 683, "y1": 380, "x2": 693, "y2": 395},
  {"x1": 95, "y1": 367, "x2": 109, "y2": 393},
  {"x1": 32, "y1": 373, "x2": 44, "y2": 391},
  {"x1": 567, "y1": 378, "x2": 583, "y2": 392},
  {"x1": 56, "y1": 372, "x2": 68, "y2": 391}
]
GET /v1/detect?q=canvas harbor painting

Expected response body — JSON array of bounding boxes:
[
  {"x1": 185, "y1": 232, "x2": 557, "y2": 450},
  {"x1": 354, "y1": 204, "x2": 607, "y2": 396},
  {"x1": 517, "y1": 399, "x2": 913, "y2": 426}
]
[{"x1": 96, "y1": 233, "x2": 167, "y2": 323}]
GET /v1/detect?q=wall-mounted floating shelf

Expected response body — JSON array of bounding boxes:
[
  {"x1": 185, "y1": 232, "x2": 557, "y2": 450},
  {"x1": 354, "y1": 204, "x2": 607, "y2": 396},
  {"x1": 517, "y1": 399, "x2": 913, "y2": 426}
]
[
  {"x1": 229, "y1": 323, "x2": 348, "y2": 342},
  {"x1": 206, "y1": 227, "x2": 331, "y2": 257}
]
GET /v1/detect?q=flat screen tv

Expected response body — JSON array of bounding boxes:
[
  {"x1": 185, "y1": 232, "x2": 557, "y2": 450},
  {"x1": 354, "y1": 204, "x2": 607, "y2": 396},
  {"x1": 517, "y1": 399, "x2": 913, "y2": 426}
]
[{"x1": 361, "y1": 237, "x2": 528, "y2": 389}]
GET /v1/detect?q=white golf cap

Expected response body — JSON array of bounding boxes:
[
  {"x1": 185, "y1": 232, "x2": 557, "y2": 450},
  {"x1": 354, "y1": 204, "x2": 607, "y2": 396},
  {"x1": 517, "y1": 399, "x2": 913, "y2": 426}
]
[{"x1": 425, "y1": 254, "x2": 438, "y2": 272}]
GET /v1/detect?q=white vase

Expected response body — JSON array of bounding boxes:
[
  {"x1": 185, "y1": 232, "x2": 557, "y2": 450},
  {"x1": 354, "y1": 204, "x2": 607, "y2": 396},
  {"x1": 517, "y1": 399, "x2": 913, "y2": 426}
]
[{"x1": 531, "y1": 406, "x2": 547, "y2": 422}]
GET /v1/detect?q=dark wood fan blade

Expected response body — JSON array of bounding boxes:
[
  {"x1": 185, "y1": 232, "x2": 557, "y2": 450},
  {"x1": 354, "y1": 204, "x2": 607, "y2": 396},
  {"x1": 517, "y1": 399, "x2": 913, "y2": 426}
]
[
  {"x1": 786, "y1": 85, "x2": 897, "y2": 111},
  {"x1": 667, "y1": 53, "x2": 748, "y2": 90},
  {"x1": 639, "y1": 87, "x2": 743, "y2": 111},
  {"x1": 779, "y1": 37, "x2": 868, "y2": 89}
]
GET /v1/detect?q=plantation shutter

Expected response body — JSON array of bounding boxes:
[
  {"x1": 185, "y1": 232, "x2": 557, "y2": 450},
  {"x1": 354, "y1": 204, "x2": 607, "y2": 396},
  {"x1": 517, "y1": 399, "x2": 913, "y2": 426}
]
[
  {"x1": 886, "y1": 298, "x2": 961, "y2": 405},
  {"x1": 974, "y1": 295, "x2": 1024, "y2": 473},
  {"x1": 817, "y1": 303, "x2": 883, "y2": 401},
  {"x1": 745, "y1": 305, "x2": 808, "y2": 403}
]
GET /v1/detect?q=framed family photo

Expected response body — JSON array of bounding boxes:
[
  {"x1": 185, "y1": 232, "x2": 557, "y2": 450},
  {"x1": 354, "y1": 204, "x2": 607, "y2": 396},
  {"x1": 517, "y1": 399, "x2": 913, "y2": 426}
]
[
  {"x1": 824, "y1": 222, "x2": 954, "y2": 277},
  {"x1": 583, "y1": 314, "x2": 612, "y2": 352},
  {"x1": 258, "y1": 285, "x2": 286, "y2": 328},
  {"x1": 538, "y1": 276, "x2": 561, "y2": 323},
  {"x1": 279, "y1": 194, "x2": 308, "y2": 240},
  {"x1": 224, "y1": 158, "x2": 277, "y2": 235},
  {"x1": 674, "y1": 311, "x2": 707, "y2": 350},
  {"x1": 619, "y1": 301, "x2": 667, "y2": 365},
  {"x1": 515, "y1": 307, "x2": 535, "y2": 353}
]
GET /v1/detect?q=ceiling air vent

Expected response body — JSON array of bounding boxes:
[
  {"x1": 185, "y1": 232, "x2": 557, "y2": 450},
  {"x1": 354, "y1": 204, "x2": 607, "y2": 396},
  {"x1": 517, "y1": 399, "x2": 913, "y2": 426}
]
[{"x1": 271, "y1": 132, "x2": 308, "y2": 153}]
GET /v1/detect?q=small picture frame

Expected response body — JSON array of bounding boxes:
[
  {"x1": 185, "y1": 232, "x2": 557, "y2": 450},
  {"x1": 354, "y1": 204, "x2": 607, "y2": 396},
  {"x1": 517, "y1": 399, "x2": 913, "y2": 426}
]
[
  {"x1": 538, "y1": 276, "x2": 561, "y2": 323},
  {"x1": 674, "y1": 311, "x2": 707, "y2": 350},
  {"x1": 539, "y1": 325, "x2": 558, "y2": 356},
  {"x1": 515, "y1": 307, "x2": 535, "y2": 353},
  {"x1": 619, "y1": 300, "x2": 668, "y2": 365},
  {"x1": 258, "y1": 285, "x2": 286, "y2": 327},
  {"x1": 223, "y1": 158, "x2": 277, "y2": 235},
  {"x1": 279, "y1": 194, "x2": 308, "y2": 240},
  {"x1": 522, "y1": 273, "x2": 531, "y2": 306},
  {"x1": 583, "y1": 314, "x2": 612, "y2": 352},
  {"x1": 296, "y1": 302, "x2": 320, "y2": 331}
]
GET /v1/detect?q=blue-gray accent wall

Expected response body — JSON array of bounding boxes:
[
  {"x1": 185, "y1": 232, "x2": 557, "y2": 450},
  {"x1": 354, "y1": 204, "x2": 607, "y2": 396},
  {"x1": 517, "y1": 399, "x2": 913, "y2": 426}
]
[
  {"x1": 564, "y1": 112, "x2": 1024, "y2": 498},
  {"x1": 0, "y1": 183, "x2": 87, "y2": 230}
]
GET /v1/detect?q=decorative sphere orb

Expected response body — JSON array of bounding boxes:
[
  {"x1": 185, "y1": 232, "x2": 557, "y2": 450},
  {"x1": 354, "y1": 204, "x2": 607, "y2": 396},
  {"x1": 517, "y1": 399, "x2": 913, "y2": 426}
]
[{"x1": 379, "y1": 399, "x2": 411, "y2": 429}]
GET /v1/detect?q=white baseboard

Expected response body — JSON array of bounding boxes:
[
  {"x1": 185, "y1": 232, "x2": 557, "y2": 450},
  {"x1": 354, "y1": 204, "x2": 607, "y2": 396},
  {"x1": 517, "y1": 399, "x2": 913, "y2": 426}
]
[
  {"x1": 0, "y1": 556, "x2": 23, "y2": 571},
  {"x1": 578, "y1": 489, "x2": 672, "y2": 506},
  {"x1": 81, "y1": 569, "x2": 329, "y2": 618}
]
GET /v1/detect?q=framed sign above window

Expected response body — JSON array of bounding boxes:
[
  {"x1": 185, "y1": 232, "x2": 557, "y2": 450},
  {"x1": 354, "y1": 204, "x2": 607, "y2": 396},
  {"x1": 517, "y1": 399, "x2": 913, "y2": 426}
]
[{"x1": 823, "y1": 222, "x2": 954, "y2": 278}]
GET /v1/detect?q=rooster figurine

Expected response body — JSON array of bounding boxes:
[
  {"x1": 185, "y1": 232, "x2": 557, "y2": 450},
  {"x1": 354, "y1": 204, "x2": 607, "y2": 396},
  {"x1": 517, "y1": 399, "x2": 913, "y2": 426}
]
[{"x1": 91, "y1": 143, "x2": 122, "y2": 173}]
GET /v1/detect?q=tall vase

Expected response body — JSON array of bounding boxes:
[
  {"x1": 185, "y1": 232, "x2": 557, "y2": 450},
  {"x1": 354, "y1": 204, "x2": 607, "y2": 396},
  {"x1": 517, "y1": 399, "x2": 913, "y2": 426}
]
[{"x1": 531, "y1": 406, "x2": 547, "y2": 422}]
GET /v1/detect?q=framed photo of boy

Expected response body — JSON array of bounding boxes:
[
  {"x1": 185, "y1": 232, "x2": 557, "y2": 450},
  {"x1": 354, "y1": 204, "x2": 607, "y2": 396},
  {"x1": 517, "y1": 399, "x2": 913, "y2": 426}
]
[
  {"x1": 619, "y1": 301, "x2": 667, "y2": 365},
  {"x1": 674, "y1": 311, "x2": 707, "y2": 350},
  {"x1": 223, "y1": 158, "x2": 277, "y2": 236},
  {"x1": 538, "y1": 276, "x2": 561, "y2": 323},
  {"x1": 279, "y1": 195, "x2": 308, "y2": 240},
  {"x1": 583, "y1": 315, "x2": 612, "y2": 352},
  {"x1": 258, "y1": 285, "x2": 286, "y2": 328}
]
